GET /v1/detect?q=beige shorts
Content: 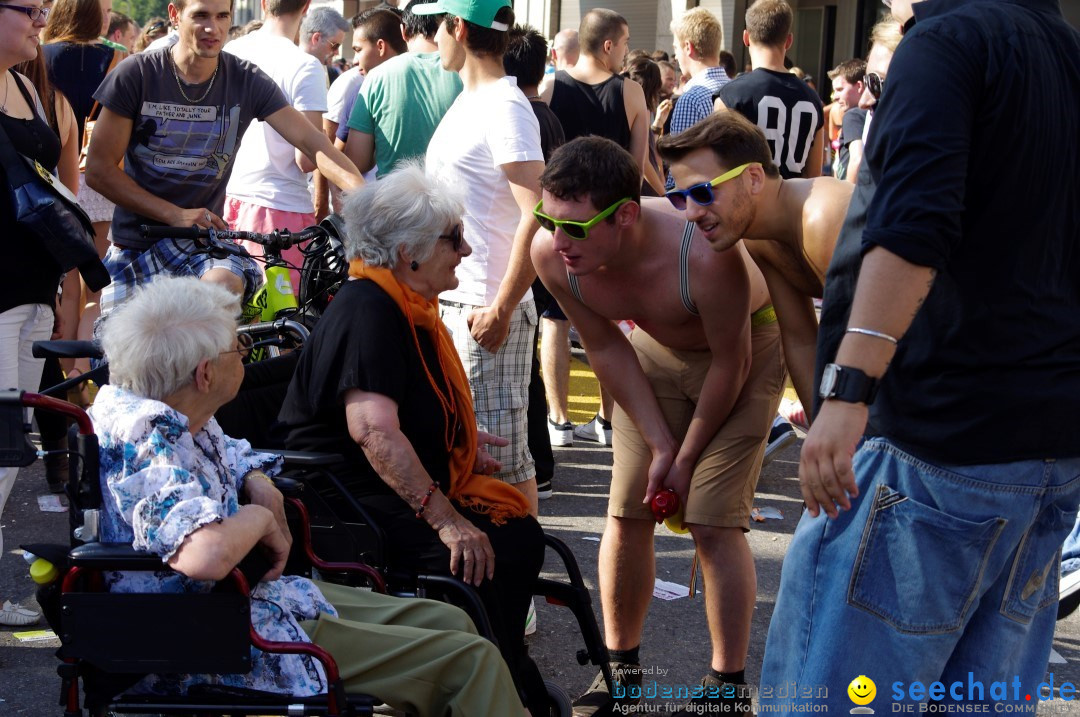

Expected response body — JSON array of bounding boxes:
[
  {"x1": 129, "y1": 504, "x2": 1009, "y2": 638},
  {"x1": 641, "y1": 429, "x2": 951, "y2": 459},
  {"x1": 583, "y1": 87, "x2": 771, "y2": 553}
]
[{"x1": 609, "y1": 318, "x2": 786, "y2": 529}]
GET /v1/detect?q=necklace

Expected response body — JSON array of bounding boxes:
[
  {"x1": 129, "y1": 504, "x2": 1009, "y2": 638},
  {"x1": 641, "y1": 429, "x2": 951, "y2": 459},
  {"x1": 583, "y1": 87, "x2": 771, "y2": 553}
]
[
  {"x1": 169, "y1": 50, "x2": 219, "y2": 104},
  {"x1": 0, "y1": 73, "x2": 10, "y2": 114},
  {"x1": 525, "y1": 94, "x2": 541, "y2": 100}
]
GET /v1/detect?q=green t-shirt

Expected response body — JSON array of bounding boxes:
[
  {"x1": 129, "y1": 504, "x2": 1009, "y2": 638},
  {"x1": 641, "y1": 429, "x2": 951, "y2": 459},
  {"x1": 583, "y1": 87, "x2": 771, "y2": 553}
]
[{"x1": 347, "y1": 52, "x2": 462, "y2": 178}]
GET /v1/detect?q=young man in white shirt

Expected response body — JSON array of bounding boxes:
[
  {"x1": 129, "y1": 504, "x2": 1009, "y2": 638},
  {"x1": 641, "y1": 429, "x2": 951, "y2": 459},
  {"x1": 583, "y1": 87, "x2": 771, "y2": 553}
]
[
  {"x1": 416, "y1": 0, "x2": 545, "y2": 514},
  {"x1": 223, "y1": 0, "x2": 329, "y2": 289}
]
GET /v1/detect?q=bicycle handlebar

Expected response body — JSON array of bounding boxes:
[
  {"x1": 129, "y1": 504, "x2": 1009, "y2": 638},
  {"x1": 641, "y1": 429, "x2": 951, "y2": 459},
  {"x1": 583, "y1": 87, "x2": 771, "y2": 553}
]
[{"x1": 139, "y1": 224, "x2": 326, "y2": 253}]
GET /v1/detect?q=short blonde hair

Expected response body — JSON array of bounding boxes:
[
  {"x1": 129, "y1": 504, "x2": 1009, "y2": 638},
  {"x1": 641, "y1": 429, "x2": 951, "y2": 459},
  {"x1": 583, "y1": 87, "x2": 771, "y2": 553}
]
[
  {"x1": 870, "y1": 18, "x2": 903, "y2": 54},
  {"x1": 671, "y1": 8, "x2": 723, "y2": 59}
]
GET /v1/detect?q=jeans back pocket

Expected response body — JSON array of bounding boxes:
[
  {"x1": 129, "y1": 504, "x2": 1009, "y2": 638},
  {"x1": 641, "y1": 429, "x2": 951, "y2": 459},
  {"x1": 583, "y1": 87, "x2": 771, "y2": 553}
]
[{"x1": 848, "y1": 484, "x2": 1007, "y2": 634}]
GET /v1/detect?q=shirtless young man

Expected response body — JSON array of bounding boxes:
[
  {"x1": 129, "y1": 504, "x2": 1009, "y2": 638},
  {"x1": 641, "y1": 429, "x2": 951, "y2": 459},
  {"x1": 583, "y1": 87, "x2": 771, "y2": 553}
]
[
  {"x1": 658, "y1": 111, "x2": 853, "y2": 415},
  {"x1": 531, "y1": 136, "x2": 785, "y2": 716}
]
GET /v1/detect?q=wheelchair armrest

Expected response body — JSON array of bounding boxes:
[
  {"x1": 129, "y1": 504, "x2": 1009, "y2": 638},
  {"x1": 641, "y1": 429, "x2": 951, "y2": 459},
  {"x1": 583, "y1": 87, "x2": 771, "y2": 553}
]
[
  {"x1": 32, "y1": 340, "x2": 103, "y2": 360},
  {"x1": 69, "y1": 543, "x2": 166, "y2": 571},
  {"x1": 263, "y1": 449, "x2": 344, "y2": 467},
  {"x1": 271, "y1": 475, "x2": 303, "y2": 498}
]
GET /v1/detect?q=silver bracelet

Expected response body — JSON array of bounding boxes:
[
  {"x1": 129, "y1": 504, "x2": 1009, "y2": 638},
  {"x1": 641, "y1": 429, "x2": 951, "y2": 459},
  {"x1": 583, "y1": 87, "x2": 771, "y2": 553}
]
[{"x1": 846, "y1": 327, "x2": 898, "y2": 345}]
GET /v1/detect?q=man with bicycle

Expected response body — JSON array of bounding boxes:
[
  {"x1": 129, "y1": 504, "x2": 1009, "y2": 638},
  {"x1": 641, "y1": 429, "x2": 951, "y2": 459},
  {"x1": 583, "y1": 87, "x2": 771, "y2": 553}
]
[
  {"x1": 531, "y1": 136, "x2": 783, "y2": 715},
  {"x1": 85, "y1": 0, "x2": 363, "y2": 313}
]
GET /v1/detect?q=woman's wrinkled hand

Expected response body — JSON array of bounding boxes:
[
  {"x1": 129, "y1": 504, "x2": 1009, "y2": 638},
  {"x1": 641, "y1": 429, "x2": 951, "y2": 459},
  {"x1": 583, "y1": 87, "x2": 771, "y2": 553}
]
[{"x1": 436, "y1": 513, "x2": 496, "y2": 586}]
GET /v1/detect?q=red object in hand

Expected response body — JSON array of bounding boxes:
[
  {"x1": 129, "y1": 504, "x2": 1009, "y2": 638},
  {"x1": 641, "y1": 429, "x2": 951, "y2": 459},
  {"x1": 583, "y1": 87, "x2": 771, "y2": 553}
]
[{"x1": 650, "y1": 488, "x2": 680, "y2": 524}]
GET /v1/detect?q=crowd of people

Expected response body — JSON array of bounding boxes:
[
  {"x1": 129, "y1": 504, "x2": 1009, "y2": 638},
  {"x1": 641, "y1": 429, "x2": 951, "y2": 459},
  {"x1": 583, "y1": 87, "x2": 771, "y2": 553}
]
[{"x1": 0, "y1": 0, "x2": 1076, "y2": 714}]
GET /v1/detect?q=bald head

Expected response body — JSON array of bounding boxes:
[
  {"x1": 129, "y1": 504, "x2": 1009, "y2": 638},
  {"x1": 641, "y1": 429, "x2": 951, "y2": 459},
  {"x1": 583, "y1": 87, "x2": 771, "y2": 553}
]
[{"x1": 552, "y1": 28, "x2": 579, "y2": 68}]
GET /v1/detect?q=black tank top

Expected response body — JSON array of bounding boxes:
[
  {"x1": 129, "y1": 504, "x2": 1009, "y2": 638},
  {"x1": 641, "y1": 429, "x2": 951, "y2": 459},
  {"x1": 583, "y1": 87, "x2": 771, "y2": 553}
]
[
  {"x1": 549, "y1": 70, "x2": 631, "y2": 149},
  {"x1": 0, "y1": 70, "x2": 64, "y2": 315}
]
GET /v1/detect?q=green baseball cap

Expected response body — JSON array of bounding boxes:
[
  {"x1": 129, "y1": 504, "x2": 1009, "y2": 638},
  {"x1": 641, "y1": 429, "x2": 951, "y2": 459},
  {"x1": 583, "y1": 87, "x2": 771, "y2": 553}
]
[{"x1": 411, "y1": 0, "x2": 512, "y2": 31}]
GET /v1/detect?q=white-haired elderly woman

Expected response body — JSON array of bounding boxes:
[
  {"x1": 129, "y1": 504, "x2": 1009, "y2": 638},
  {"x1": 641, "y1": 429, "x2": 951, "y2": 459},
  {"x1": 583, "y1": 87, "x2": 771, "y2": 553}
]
[
  {"x1": 89, "y1": 276, "x2": 524, "y2": 717},
  {"x1": 278, "y1": 164, "x2": 548, "y2": 714}
]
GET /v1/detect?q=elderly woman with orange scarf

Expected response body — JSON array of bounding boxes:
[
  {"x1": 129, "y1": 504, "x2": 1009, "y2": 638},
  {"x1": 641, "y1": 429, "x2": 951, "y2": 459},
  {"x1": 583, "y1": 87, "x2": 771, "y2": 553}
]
[{"x1": 279, "y1": 162, "x2": 547, "y2": 714}]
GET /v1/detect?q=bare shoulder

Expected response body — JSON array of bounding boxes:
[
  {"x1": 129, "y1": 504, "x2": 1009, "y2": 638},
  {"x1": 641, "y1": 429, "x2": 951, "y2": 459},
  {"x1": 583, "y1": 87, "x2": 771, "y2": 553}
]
[
  {"x1": 530, "y1": 228, "x2": 564, "y2": 284},
  {"x1": 622, "y1": 75, "x2": 647, "y2": 112},
  {"x1": 804, "y1": 177, "x2": 854, "y2": 259}
]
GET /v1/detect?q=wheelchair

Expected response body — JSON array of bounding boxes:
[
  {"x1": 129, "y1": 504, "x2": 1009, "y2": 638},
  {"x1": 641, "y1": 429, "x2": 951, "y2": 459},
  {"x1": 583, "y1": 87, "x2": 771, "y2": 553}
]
[{"x1": 1, "y1": 388, "x2": 388, "y2": 717}]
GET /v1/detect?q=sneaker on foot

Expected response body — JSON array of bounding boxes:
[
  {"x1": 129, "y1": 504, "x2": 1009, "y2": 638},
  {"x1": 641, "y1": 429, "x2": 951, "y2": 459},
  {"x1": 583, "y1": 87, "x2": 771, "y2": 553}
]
[
  {"x1": 525, "y1": 597, "x2": 537, "y2": 636},
  {"x1": 763, "y1": 416, "x2": 797, "y2": 465},
  {"x1": 536, "y1": 478, "x2": 553, "y2": 500},
  {"x1": 671, "y1": 674, "x2": 753, "y2": 715},
  {"x1": 573, "y1": 415, "x2": 612, "y2": 447},
  {"x1": 548, "y1": 418, "x2": 574, "y2": 447},
  {"x1": 572, "y1": 661, "x2": 643, "y2": 717},
  {"x1": 0, "y1": 600, "x2": 40, "y2": 627}
]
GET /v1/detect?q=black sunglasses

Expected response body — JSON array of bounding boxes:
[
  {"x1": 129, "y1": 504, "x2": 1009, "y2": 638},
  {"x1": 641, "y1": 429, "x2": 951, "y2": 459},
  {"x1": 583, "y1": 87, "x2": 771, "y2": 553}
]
[
  {"x1": 865, "y1": 72, "x2": 885, "y2": 101},
  {"x1": 440, "y1": 224, "x2": 464, "y2": 252}
]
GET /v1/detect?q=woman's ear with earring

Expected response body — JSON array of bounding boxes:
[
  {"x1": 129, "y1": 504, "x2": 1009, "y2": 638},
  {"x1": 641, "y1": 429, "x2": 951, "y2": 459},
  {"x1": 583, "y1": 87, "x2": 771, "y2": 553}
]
[{"x1": 410, "y1": 260, "x2": 419, "y2": 271}]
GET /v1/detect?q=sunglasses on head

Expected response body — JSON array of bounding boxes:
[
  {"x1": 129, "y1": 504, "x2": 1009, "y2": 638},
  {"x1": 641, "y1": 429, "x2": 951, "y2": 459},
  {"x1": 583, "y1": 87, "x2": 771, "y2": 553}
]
[
  {"x1": 664, "y1": 163, "x2": 756, "y2": 211},
  {"x1": 440, "y1": 223, "x2": 464, "y2": 252},
  {"x1": 533, "y1": 197, "x2": 632, "y2": 241},
  {"x1": 865, "y1": 72, "x2": 885, "y2": 100}
]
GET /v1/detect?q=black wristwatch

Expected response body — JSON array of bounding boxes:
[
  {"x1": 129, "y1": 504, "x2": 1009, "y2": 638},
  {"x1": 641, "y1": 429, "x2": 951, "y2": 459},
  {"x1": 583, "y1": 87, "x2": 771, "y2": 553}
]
[{"x1": 819, "y1": 363, "x2": 880, "y2": 405}]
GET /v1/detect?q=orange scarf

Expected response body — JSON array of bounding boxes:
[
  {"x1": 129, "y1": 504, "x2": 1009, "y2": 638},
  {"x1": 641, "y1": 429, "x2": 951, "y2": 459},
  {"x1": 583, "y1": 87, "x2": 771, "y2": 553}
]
[{"x1": 348, "y1": 260, "x2": 530, "y2": 525}]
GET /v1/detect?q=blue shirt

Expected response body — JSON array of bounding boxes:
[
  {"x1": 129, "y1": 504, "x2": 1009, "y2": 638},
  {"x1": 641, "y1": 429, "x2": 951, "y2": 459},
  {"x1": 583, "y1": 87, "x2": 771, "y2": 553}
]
[
  {"x1": 667, "y1": 66, "x2": 730, "y2": 188},
  {"x1": 818, "y1": 0, "x2": 1080, "y2": 463},
  {"x1": 91, "y1": 385, "x2": 338, "y2": 696}
]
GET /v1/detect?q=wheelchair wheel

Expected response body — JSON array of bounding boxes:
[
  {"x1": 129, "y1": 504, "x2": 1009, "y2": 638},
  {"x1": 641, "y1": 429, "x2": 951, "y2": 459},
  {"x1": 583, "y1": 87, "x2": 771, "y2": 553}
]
[{"x1": 545, "y1": 680, "x2": 572, "y2": 717}]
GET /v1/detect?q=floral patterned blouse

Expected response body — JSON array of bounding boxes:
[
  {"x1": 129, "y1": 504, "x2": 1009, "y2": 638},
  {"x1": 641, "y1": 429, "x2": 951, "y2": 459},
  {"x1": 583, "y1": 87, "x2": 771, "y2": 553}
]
[{"x1": 90, "y1": 384, "x2": 339, "y2": 697}]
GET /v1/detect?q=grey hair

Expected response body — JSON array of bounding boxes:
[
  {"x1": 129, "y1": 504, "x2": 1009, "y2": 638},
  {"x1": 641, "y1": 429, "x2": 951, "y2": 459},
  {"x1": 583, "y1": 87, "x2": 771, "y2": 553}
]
[
  {"x1": 341, "y1": 160, "x2": 465, "y2": 269},
  {"x1": 101, "y1": 277, "x2": 239, "y2": 401},
  {"x1": 301, "y1": 7, "x2": 350, "y2": 40}
]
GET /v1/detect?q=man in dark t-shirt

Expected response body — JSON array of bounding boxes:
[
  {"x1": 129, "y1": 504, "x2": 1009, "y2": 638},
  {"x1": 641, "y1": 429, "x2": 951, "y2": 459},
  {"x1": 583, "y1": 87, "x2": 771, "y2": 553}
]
[
  {"x1": 86, "y1": 0, "x2": 363, "y2": 314},
  {"x1": 714, "y1": 0, "x2": 823, "y2": 179},
  {"x1": 826, "y1": 58, "x2": 866, "y2": 181}
]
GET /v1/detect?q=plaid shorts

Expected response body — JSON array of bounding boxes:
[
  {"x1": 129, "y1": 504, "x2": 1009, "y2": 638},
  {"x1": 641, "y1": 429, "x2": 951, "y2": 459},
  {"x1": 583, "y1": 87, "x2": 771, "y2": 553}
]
[
  {"x1": 440, "y1": 299, "x2": 537, "y2": 485},
  {"x1": 100, "y1": 238, "x2": 264, "y2": 315}
]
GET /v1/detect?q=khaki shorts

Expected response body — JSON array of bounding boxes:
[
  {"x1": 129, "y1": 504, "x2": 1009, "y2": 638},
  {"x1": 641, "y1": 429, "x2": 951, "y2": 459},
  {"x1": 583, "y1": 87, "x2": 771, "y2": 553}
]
[{"x1": 609, "y1": 319, "x2": 786, "y2": 529}]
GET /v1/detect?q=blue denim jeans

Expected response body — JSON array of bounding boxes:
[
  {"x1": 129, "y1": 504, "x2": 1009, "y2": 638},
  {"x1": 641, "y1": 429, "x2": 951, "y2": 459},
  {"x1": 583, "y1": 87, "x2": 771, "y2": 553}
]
[{"x1": 760, "y1": 438, "x2": 1080, "y2": 710}]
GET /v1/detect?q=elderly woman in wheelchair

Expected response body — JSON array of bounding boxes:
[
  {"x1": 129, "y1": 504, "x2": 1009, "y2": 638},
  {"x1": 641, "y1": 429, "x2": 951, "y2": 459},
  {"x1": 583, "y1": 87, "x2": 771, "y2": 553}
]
[
  {"x1": 278, "y1": 164, "x2": 549, "y2": 713},
  {"x1": 89, "y1": 276, "x2": 526, "y2": 716}
]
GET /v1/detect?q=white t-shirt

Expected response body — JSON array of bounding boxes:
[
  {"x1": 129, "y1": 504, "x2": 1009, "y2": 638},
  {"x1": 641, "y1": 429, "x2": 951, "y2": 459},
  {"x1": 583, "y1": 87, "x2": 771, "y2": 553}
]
[
  {"x1": 325, "y1": 66, "x2": 364, "y2": 128},
  {"x1": 426, "y1": 76, "x2": 542, "y2": 306},
  {"x1": 145, "y1": 31, "x2": 178, "y2": 52},
  {"x1": 224, "y1": 30, "x2": 328, "y2": 214}
]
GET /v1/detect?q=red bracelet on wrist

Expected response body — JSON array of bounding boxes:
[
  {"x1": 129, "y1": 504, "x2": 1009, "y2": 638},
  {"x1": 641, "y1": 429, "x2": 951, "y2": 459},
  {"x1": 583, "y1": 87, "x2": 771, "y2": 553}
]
[{"x1": 415, "y1": 482, "x2": 439, "y2": 520}]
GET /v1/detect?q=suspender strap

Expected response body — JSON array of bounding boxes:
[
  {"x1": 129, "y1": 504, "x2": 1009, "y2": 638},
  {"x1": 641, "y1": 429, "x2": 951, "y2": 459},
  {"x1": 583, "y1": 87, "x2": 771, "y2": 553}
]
[
  {"x1": 679, "y1": 221, "x2": 699, "y2": 316},
  {"x1": 567, "y1": 271, "x2": 585, "y2": 303}
]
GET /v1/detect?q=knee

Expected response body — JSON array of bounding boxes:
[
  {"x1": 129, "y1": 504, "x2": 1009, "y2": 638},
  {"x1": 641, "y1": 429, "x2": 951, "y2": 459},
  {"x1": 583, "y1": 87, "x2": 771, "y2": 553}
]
[
  {"x1": 202, "y1": 269, "x2": 244, "y2": 296},
  {"x1": 688, "y1": 524, "x2": 746, "y2": 552},
  {"x1": 606, "y1": 515, "x2": 655, "y2": 544},
  {"x1": 426, "y1": 598, "x2": 480, "y2": 635}
]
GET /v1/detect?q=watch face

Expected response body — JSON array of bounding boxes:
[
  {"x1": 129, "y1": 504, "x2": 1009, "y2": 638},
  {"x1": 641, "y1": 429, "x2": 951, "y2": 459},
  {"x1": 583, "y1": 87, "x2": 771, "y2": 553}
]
[{"x1": 820, "y1": 364, "x2": 839, "y2": 397}]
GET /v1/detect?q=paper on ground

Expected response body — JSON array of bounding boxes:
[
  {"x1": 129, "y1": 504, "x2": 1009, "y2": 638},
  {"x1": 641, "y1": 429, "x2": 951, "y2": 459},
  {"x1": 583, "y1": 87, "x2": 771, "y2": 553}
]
[
  {"x1": 12, "y1": 629, "x2": 56, "y2": 642},
  {"x1": 654, "y1": 579, "x2": 690, "y2": 601},
  {"x1": 751, "y1": 506, "x2": 783, "y2": 522},
  {"x1": 37, "y1": 495, "x2": 67, "y2": 513}
]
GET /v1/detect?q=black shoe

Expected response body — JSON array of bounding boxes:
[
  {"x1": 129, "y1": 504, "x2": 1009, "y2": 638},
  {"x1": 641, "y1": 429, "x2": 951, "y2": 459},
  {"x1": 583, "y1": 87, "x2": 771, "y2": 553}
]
[
  {"x1": 671, "y1": 674, "x2": 753, "y2": 715},
  {"x1": 762, "y1": 416, "x2": 796, "y2": 465},
  {"x1": 572, "y1": 661, "x2": 643, "y2": 717}
]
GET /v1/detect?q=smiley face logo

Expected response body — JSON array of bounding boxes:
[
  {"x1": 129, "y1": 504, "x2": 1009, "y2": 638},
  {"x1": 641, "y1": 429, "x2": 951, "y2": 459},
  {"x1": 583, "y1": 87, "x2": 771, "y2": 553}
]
[{"x1": 848, "y1": 675, "x2": 876, "y2": 706}]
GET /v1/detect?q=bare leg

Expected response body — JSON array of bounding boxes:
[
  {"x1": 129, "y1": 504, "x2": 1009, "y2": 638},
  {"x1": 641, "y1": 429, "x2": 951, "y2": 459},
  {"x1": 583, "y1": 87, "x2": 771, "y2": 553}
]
[
  {"x1": 511, "y1": 476, "x2": 539, "y2": 518},
  {"x1": 598, "y1": 386, "x2": 614, "y2": 422},
  {"x1": 688, "y1": 524, "x2": 756, "y2": 672},
  {"x1": 540, "y1": 318, "x2": 570, "y2": 424},
  {"x1": 72, "y1": 220, "x2": 112, "y2": 375},
  {"x1": 598, "y1": 515, "x2": 656, "y2": 649}
]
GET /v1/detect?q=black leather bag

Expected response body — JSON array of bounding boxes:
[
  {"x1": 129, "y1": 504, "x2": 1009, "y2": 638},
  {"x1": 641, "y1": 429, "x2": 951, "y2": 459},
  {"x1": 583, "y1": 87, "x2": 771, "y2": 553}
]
[{"x1": 0, "y1": 93, "x2": 110, "y2": 292}]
